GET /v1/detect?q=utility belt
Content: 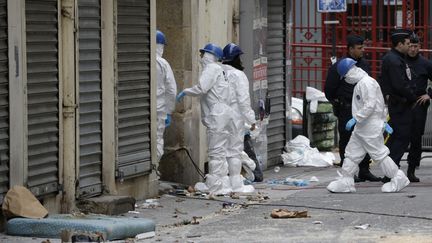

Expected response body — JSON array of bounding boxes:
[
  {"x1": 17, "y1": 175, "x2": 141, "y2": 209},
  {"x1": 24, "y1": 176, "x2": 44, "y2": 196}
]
[
  {"x1": 333, "y1": 99, "x2": 352, "y2": 109},
  {"x1": 387, "y1": 95, "x2": 409, "y2": 107},
  {"x1": 331, "y1": 99, "x2": 351, "y2": 117}
]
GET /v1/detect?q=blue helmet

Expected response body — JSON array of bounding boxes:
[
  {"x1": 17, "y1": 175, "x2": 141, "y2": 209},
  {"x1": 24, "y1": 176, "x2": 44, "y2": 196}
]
[
  {"x1": 156, "y1": 30, "x2": 166, "y2": 45},
  {"x1": 200, "y1": 43, "x2": 223, "y2": 60},
  {"x1": 222, "y1": 43, "x2": 244, "y2": 61},
  {"x1": 337, "y1": 58, "x2": 357, "y2": 78}
]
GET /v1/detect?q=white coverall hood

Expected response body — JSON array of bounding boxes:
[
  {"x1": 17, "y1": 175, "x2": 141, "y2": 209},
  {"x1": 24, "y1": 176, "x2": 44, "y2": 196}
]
[
  {"x1": 344, "y1": 66, "x2": 367, "y2": 85},
  {"x1": 156, "y1": 44, "x2": 164, "y2": 57},
  {"x1": 201, "y1": 52, "x2": 218, "y2": 68}
]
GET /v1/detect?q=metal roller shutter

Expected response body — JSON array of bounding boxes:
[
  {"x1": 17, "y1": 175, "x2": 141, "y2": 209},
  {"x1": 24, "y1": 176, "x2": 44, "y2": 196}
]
[
  {"x1": 26, "y1": 0, "x2": 60, "y2": 196},
  {"x1": 116, "y1": 0, "x2": 151, "y2": 179},
  {"x1": 0, "y1": 0, "x2": 9, "y2": 202},
  {"x1": 267, "y1": 0, "x2": 287, "y2": 166},
  {"x1": 77, "y1": 0, "x2": 102, "y2": 198}
]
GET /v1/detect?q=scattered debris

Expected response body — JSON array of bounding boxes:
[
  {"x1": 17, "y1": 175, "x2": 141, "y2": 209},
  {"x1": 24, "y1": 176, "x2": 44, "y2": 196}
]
[
  {"x1": 187, "y1": 186, "x2": 195, "y2": 193},
  {"x1": 136, "y1": 199, "x2": 161, "y2": 209},
  {"x1": 174, "y1": 208, "x2": 188, "y2": 215},
  {"x1": 135, "y1": 231, "x2": 155, "y2": 240},
  {"x1": 186, "y1": 234, "x2": 201, "y2": 238},
  {"x1": 128, "y1": 211, "x2": 140, "y2": 214},
  {"x1": 354, "y1": 224, "x2": 370, "y2": 230},
  {"x1": 267, "y1": 178, "x2": 309, "y2": 187},
  {"x1": 2, "y1": 185, "x2": 48, "y2": 219},
  {"x1": 270, "y1": 209, "x2": 308, "y2": 218},
  {"x1": 222, "y1": 202, "x2": 235, "y2": 208},
  {"x1": 191, "y1": 216, "x2": 202, "y2": 225}
]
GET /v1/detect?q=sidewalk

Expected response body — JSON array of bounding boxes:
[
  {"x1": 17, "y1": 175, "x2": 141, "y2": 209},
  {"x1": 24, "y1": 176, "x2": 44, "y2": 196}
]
[{"x1": 2, "y1": 153, "x2": 432, "y2": 242}]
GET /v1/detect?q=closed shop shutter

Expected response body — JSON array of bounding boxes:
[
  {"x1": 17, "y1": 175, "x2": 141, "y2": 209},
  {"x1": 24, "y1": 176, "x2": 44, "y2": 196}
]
[
  {"x1": 267, "y1": 0, "x2": 287, "y2": 166},
  {"x1": 116, "y1": 0, "x2": 151, "y2": 179},
  {"x1": 26, "y1": 0, "x2": 60, "y2": 196},
  {"x1": 0, "y1": 0, "x2": 9, "y2": 202},
  {"x1": 77, "y1": 0, "x2": 102, "y2": 198}
]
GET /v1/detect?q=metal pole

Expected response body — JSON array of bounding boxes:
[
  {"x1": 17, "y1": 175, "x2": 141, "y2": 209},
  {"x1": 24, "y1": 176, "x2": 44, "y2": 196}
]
[{"x1": 331, "y1": 13, "x2": 336, "y2": 57}]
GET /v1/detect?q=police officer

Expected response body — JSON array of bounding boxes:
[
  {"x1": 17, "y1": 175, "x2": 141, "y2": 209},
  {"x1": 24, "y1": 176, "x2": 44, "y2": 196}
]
[
  {"x1": 379, "y1": 29, "x2": 417, "y2": 181},
  {"x1": 404, "y1": 33, "x2": 432, "y2": 182},
  {"x1": 324, "y1": 35, "x2": 381, "y2": 182}
]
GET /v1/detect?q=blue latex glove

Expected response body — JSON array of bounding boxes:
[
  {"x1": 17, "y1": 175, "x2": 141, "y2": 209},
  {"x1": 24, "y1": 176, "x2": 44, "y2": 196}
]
[
  {"x1": 384, "y1": 122, "x2": 393, "y2": 134},
  {"x1": 345, "y1": 118, "x2": 357, "y2": 131},
  {"x1": 176, "y1": 91, "x2": 186, "y2": 102},
  {"x1": 165, "y1": 114, "x2": 172, "y2": 128}
]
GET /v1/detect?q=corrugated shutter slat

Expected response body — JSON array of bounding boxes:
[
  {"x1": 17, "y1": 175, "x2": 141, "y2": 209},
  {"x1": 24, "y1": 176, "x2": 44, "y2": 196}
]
[
  {"x1": 26, "y1": 0, "x2": 59, "y2": 197},
  {"x1": 267, "y1": 0, "x2": 287, "y2": 166},
  {"x1": 116, "y1": 0, "x2": 151, "y2": 179},
  {"x1": 0, "y1": 0, "x2": 9, "y2": 202},
  {"x1": 78, "y1": 0, "x2": 102, "y2": 198}
]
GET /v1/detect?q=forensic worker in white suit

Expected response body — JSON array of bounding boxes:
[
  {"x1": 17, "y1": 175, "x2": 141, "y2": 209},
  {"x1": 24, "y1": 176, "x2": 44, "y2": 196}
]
[
  {"x1": 177, "y1": 43, "x2": 234, "y2": 195},
  {"x1": 327, "y1": 58, "x2": 410, "y2": 193},
  {"x1": 156, "y1": 30, "x2": 177, "y2": 161}
]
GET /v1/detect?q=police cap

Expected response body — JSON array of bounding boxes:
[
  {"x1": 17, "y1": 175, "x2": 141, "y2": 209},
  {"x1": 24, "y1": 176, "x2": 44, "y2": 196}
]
[
  {"x1": 410, "y1": 32, "x2": 419, "y2": 44},
  {"x1": 346, "y1": 35, "x2": 364, "y2": 47},
  {"x1": 391, "y1": 28, "x2": 411, "y2": 43}
]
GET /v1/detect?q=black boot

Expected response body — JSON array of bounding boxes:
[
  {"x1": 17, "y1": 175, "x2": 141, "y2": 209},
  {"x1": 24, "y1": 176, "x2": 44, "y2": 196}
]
[
  {"x1": 381, "y1": 176, "x2": 391, "y2": 183},
  {"x1": 407, "y1": 165, "x2": 420, "y2": 182},
  {"x1": 354, "y1": 175, "x2": 365, "y2": 183},
  {"x1": 358, "y1": 168, "x2": 382, "y2": 182}
]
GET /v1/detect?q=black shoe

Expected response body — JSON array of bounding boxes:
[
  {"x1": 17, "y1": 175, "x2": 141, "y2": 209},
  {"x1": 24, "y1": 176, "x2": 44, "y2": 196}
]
[
  {"x1": 407, "y1": 167, "x2": 420, "y2": 183},
  {"x1": 354, "y1": 175, "x2": 365, "y2": 183},
  {"x1": 358, "y1": 170, "x2": 382, "y2": 182},
  {"x1": 381, "y1": 176, "x2": 391, "y2": 183}
]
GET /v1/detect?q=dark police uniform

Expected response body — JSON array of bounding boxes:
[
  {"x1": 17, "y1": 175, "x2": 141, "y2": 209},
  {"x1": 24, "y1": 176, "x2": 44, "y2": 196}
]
[
  {"x1": 379, "y1": 31, "x2": 417, "y2": 167},
  {"x1": 406, "y1": 52, "x2": 432, "y2": 177}
]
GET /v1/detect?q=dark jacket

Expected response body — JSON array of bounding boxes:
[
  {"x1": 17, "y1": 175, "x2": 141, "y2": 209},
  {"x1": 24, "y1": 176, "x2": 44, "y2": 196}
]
[
  {"x1": 379, "y1": 48, "x2": 417, "y2": 105},
  {"x1": 406, "y1": 54, "x2": 432, "y2": 97},
  {"x1": 324, "y1": 55, "x2": 371, "y2": 105}
]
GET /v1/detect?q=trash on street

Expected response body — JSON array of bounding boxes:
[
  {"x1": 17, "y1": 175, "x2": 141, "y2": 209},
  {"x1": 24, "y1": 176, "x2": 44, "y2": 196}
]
[
  {"x1": 354, "y1": 224, "x2": 371, "y2": 230},
  {"x1": 270, "y1": 209, "x2": 308, "y2": 218}
]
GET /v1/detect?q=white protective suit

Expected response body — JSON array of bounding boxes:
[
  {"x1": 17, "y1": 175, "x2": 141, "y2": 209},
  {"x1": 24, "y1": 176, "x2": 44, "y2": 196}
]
[
  {"x1": 223, "y1": 65, "x2": 256, "y2": 193},
  {"x1": 156, "y1": 44, "x2": 177, "y2": 161},
  {"x1": 183, "y1": 52, "x2": 234, "y2": 195},
  {"x1": 327, "y1": 66, "x2": 410, "y2": 193}
]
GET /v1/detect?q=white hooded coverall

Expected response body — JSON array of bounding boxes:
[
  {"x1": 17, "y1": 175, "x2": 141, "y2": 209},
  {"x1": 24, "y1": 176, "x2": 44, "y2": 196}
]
[
  {"x1": 156, "y1": 44, "x2": 177, "y2": 161},
  {"x1": 223, "y1": 65, "x2": 256, "y2": 192},
  {"x1": 183, "y1": 52, "x2": 234, "y2": 195},
  {"x1": 327, "y1": 66, "x2": 410, "y2": 193}
]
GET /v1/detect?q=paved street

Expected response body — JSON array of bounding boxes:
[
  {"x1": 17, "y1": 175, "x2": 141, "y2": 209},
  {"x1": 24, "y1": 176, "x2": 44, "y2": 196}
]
[{"x1": 2, "y1": 153, "x2": 432, "y2": 242}]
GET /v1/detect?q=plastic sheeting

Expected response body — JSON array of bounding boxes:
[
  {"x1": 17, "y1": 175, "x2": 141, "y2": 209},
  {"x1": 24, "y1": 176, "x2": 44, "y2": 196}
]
[
  {"x1": 305, "y1": 87, "x2": 328, "y2": 113},
  {"x1": 281, "y1": 135, "x2": 335, "y2": 167}
]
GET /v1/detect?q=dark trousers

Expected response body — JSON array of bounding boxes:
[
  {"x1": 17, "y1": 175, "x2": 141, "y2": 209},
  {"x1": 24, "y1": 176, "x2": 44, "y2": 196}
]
[
  {"x1": 407, "y1": 104, "x2": 428, "y2": 167},
  {"x1": 387, "y1": 104, "x2": 414, "y2": 166},
  {"x1": 337, "y1": 107, "x2": 371, "y2": 170}
]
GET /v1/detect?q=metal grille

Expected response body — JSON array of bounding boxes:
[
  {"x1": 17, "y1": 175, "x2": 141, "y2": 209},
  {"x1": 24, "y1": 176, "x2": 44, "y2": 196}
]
[
  {"x1": 116, "y1": 0, "x2": 151, "y2": 179},
  {"x1": 0, "y1": 0, "x2": 9, "y2": 202},
  {"x1": 291, "y1": 0, "x2": 432, "y2": 97},
  {"x1": 26, "y1": 0, "x2": 59, "y2": 196},
  {"x1": 78, "y1": 0, "x2": 102, "y2": 198},
  {"x1": 266, "y1": 0, "x2": 287, "y2": 166}
]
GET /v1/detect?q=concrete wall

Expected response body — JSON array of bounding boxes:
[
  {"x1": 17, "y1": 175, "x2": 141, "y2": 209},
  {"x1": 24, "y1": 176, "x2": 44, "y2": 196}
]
[{"x1": 157, "y1": 0, "x2": 236, "y2": 185}]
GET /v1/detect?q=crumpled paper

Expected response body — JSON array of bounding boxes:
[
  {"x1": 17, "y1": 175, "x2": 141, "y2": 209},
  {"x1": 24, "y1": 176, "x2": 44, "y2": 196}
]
[{"x1": 270, "y1": 209, "x2": 308, "y2": 218}]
